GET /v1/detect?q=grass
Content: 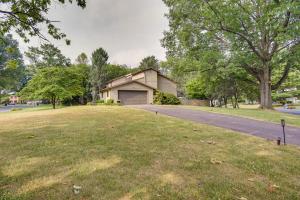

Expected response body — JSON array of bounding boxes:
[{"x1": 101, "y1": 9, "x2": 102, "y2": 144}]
[
  {"x1": 180, "y1": 105, "x2": 300, "y2": 127},
  {"x1": 0, "y1": 106, "x2": 299, "y2": 200}
]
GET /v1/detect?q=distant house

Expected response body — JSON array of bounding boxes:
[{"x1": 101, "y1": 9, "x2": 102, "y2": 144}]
[
  {"x1": 9, "y1": 95, "x2": 21, "y2": 104},
  {"x1": 100, "y1": 68, "x2": 177, "y2": 105}
]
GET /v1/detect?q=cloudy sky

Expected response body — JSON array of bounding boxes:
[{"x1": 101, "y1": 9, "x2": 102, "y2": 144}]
[{"x1": 17, "y1": 0, "x2": 169, "y2": 67}]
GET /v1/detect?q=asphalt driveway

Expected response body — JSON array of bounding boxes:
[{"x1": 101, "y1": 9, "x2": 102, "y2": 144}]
[
  {"x1": 131, "y1": 105, "x2": 300, "y2": 146},
  {"x1": 0, "y1": 104, "x2": 31, "y2": 113}
]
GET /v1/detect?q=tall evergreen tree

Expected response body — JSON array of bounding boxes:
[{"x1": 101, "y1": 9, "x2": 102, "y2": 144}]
[{"x1": 90, "y1": 48, "x2": 109, "y2": 102}]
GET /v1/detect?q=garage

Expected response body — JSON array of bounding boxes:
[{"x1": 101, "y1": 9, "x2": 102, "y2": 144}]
[{"x1": 118, "y1": 90, "x2": 147, "y2": 105}]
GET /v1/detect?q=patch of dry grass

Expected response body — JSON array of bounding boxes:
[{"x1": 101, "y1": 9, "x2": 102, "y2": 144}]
[{"x1": 0, "y1": 106, "x2": 299, "y2": 200}]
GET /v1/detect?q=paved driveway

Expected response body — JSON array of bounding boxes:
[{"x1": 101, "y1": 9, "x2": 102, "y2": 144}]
[
  {"x1": 0, "y1": 104, "x2": 31, "y2": 113},
  {"x1": 130, "y1": 105, "x2": 300, "y2": 146},
  {"x1": 276, "y1": 107, "x2": 300, "y2": 115}
]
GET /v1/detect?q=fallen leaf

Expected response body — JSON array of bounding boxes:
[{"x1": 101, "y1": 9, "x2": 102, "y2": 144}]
[
  {"x1": 207, "y1": 141, "x2": 216, "y2": 145},
  {"x1": 247, "y1": 178, "x2": 255, "y2": 182},
  {"x1": 210, "y1": 158, "x2": 222, "y2": 164},
  {"x1": 267, "y1": 184, "x2": 280, "y2": 192}
]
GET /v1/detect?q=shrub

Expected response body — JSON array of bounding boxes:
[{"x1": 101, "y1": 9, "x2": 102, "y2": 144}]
[
  {"x1": 0, "y1": 97, "x2": 10, "y2": 104},
  {"x1": 105, "y1": 99, "x2": 114, "y2": 105},
  {"x1": 154, "y1": 91, "x2": 180, "y2": 105},
  {"x1": 97, "y1": 99, "x2": 105, "y2": 104}
]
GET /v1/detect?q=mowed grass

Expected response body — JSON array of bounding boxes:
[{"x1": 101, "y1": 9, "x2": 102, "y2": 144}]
[
  {"x1": 0, "y1": 106, "x2": 299, "y2": 200},
  {"x1": 181, "y1": 105, "x2": 300, "y2": 127}
]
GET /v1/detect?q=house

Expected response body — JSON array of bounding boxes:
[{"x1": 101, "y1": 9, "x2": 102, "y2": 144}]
[
  {"x1": 100, "y1": 68, "x2": 177, "y2": 105},
  {"x1": 9, "y1": 95, "x2": 21, "y2": 104}
]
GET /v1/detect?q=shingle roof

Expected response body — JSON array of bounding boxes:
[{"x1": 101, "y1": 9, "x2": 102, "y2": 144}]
[{"x1": 100, "y1": 80, "x2": 156, "y2": 92}]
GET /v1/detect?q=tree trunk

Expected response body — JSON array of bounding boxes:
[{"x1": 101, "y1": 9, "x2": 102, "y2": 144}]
[
  {"x1": 259, "y1": 67, "x2": 273, "y2": 109},
  {"x1": 210, "y1": 99, "x2": 215, "y2": 107},
  {"x1": 51, "y1": 96, "x2": 56, "y2": 109},
  {"x1": 223, "y1": 96, "x2": 228, "y2": 108},
  {"x1": 92, "y1": 85, "x2": 99, "y2": 103}
]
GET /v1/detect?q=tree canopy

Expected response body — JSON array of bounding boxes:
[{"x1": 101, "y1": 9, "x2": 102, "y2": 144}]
[
  {"x1": 162, "y1": 0, "x2": 300, "y2": 109},
  {"x1": 75, "y1": 53, "x2": 89, "y2": 65},
  {"x1": 139, "y1": 56, "x2": 160, "y2": 70},
  {"x1": 90, "y1": 48, "x2": 109, "y2": 102},
  {"x1": 25, "y1": 44, "x2": 71, "y2": 69},
  {"x1": 0, "y1": 34, "x2": 25, "y2": 90},
  {"x1": 20, "y1": 67, "x2": 84, "y2": 109},
  {"x1": 0, "y1": 0, "x2": 86, "y2": 44}
]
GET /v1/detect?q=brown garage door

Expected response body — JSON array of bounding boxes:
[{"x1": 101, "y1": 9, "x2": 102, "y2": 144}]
[{"x1": 118, "y1": 90, "x2": 147, "y2": 105}]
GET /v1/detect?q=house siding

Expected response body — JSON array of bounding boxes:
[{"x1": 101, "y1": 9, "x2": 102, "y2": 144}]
[
  {"x1": 100, "y1": 69, "x2": 176, "y2": 104},
  {"x1": 144, "y1": 70, "x2": 158, "y2": 89},
  {"x1": 157, "y1": 75, "x2": 177, "y2": 96},
  {"x1": 102, "y1": 82, "x2": 153, "y2": 104}
]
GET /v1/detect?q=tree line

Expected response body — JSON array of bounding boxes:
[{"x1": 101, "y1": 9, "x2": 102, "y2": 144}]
[
  {"x1": 0, "y1": 34, "x2": 161, "y2": 108},
  {"x1": 1, "y1": 0, "x2": 299, "y2": 109}
]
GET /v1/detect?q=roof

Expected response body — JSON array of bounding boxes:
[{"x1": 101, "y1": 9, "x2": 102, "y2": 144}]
[
  {"x1": 105, "y1": 68, "x2": 176, "y2": 84},
  {"x1": 100, "y1": 80, "x2": 156, "y2": 92}
]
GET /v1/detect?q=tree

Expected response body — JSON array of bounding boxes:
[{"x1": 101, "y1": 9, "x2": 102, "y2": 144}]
[
  {"x1": 0, "y1": 34, "x2": 25, "y2": 90},
  {"x1": 139, "y1": 56, "x2": 160, "y2": 70},
  {"x1": 162, "y1": 0, "x2": 300, "y2": 109},
  {"x1": 90, "y1": 48, "x2": 109, "y2": 102},
  {"x1": 103, "y1": 64, "x2": 131, "y2": 83},
  {"x1": 25, "y1": 44, "x2": 71, "y2": 69},
  {"x1": 75, "y1": 53, "x2": 89, "y2": 65},
  {"x1": 20, "y1": 67, "x2": 84, "y2": 109},
  {"x1": 0, "y1": 0, "x2": 86, "y2": 44}
]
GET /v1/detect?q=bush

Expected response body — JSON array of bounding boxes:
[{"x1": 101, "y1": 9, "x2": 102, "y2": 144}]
[
  {"x1": 105, "y1": 99, "x2": 114, "y2": 105},
  {"x1": 0, "y1": 97, "x2": 9, "y2": 104},
  {"x1": 154, "y1": 91, "x2": 180, "y2": 105},
  {"x1": 97, "y1": 99, "x2": 105, "y2": 104}
]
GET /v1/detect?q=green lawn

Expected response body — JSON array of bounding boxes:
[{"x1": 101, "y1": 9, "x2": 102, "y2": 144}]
[
  {"x1": 0, "y1": 106, "x2": 299, "y2": 200},
  {"x1": 180, "y1": 105, "x2": 300, "y2": 127}
]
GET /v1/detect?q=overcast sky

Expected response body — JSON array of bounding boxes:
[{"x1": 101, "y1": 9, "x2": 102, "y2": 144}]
[{"x1": 17, "y1": 0, "x2": 169, "y2": 67}]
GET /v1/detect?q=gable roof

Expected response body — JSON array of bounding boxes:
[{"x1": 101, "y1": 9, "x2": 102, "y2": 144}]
[
  {"x1": 100, "y1": 80, "x2": 156, "y2": 92},
  {"x1": 105, "y1": 68, "x2": 176, "y2": 84}
]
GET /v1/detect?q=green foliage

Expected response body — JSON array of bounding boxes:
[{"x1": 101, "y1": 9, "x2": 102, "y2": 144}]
[
  {"x1": 20, "y1": 66, "x2": 84, "y2": 109},
  {"x1": 162, "y1": 0, "x2": 300, "y2": 109},
  {"x1": 0, "y1": 0, "x2": 86, "y2": 44},
  {"x1": 0, "y1": 95, "x2": 9, "y2": 104},
  {"x1": 11, "y1": 108, "x2": 22, "y2": 112},
  {"x1": 0, "y1": 34, "x2": 25, "y2": 90},
  {"x1": 97, "y1": 99, "x2": 105, "y2": 104},
  {"x1": 25, "y1": 44, "x2": 71, "y2": 69},
  {"x1": 154, "y1": 91, "x2": 180, "y2": 105},
  {"x1": 75, "y1": 53, "x2": 89, "y2": 65},
  {"x1": 90, "y1": 48, "x2": 109, "y2": 102},
  {"x1": 185, "y1": 78, "x2": 207, "y2": 99},
  {"x1": 105, "y1": 99, "x2": 114, "y2": 105},
  {"x1": 103, "y1": 64, "x2": 132, "y2": 83},
  {"x1": 139, "y1": 56, "x2": 160, "y2": 70}
]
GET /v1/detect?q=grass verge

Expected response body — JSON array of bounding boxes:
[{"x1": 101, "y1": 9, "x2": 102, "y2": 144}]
[{"x1": 180, "y1": 105, "x2": 300, "y2": 127}]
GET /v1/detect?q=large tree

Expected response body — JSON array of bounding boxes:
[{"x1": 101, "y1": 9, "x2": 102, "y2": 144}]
[
  {"x1": 0, "y1": 0, "x2": 86, "y2": 44},
  {"x1": 90, "y1": 48, "x2": 109, "y2": 102},
  {"x1": 162, "y1": 0, "x2": 300, "y2": 109},
  {"x1": 25, "y1": 44, "x2": 71, "y2": 68},
  {"x1": 0, "y1": 34, "x2": 25, "y2": 90},
  {"x1": 75, "y1": 52, "x2": 89, "y2": 65},
  {"x1": 20, "y1": 67, "x2": 84, "y2": 109},
  {"x1": 139, "y1": 56, "x2": 160, "y2": 70}
]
